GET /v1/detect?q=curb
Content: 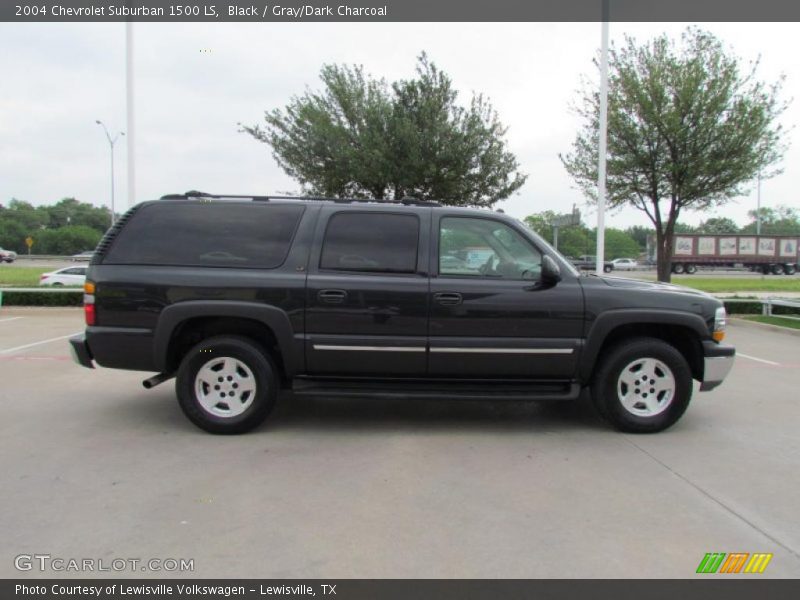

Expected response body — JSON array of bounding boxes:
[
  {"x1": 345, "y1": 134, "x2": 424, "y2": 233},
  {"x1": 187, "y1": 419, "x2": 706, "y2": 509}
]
[{"x1": 729, "y1": 316, "x2": 800, "y2": 338}]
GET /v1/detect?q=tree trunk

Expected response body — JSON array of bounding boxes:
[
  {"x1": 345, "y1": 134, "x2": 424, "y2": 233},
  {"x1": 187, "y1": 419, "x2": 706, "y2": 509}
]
[{"x1": 655, "y1": 229, "x2": 674, "y2": 283}]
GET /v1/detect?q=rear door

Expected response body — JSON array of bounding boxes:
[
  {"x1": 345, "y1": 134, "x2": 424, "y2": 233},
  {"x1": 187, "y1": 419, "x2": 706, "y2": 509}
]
[
  {"x1": 305, "y1": 207, "x2": 431, "y2": 376},
  {"x1": 428, "y1": 214, "x2": 583, "y2": 379}
]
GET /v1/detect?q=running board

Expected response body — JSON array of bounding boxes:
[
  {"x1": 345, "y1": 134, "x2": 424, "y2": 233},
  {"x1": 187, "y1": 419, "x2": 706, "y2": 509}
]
[{"x1": 291, "y1": 378, "x2": 581, "y2": 401}]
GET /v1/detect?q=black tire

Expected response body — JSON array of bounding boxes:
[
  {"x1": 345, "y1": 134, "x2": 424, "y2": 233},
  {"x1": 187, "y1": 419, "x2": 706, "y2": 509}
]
[
  {"x1": 603, "y1": 265, "x2": 613, "y2": 273},
  {"x1": 771, "y1": 263, "x2": 784, "y2": 275},
  {"x1": 672, "y1": 263, "x2": 685, "y2": 274},
  {"x1": 685, "y1": 263, "x2": 697, "y2": 274},
  {"x1": 591, "y1": 337, "x2": 693, "y2": 433},
  {"x1": 175, "y1": 335, "x2": 278, "y2": 434},
  {"x1": 784, "y1": 264, "x2": 797, "y2": 275}
]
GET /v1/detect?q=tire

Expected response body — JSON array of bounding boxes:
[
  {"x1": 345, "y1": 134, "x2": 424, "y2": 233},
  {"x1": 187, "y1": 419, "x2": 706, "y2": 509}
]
[
  {"x1": 52, "y1": 282, "x2": 64, "y2": 287},
  {"x1": 784, "y1": 264, "x2": 797, "y2": 275},
  {"x1": 175, "y1": 335, "x2": 278, "y2": 434},
  {"x1": 603, "y1": 265, "x2": 613, "y2": 273},
  {"x1": 590, "y1": 337, "x2": 693, "y2": 433},
  {"x1": 672, "y1": 263, "x2": 685, "y2": 274},
  {"x1": 771, "y1": 264, "x2": 784, "y2": 275},
  {"x1": 685, "y1": 264, "x2": 697, "y2": 274}
]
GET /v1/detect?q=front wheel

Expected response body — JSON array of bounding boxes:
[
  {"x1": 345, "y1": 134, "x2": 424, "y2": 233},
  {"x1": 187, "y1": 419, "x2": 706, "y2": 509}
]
[
  {"x1": 591, "y1": 338, "x2": 693, "y2": 433},
  {"x1": 176, "y1": 335, "x2": 278, "y2": 434},
  {"x1": 603, "y1": 265, "x2": 613, "y2": 273}
]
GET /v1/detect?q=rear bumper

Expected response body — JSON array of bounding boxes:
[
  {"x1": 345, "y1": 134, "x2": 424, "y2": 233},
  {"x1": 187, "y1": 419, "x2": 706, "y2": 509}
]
[
  {"x1": 699, "y1": 341, "x2": 735, "y2": 391},
  {"x1": 69, "y1": 334, "x2": 95, "y2": 369}
]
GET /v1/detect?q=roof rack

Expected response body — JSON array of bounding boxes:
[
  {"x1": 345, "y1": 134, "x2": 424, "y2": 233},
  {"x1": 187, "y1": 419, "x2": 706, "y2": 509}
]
[{"x1": 159, "y1": 191, "x2": 441, "y2": 207}]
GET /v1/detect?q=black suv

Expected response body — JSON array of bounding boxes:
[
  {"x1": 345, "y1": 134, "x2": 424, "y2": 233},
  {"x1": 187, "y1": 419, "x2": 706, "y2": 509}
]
[{"x1": 70, "y1": 192, "x2": 735, "y2": 434}]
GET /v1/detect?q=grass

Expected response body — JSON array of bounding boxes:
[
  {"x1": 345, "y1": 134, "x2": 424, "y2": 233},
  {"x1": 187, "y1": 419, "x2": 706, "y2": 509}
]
[
  {"x1": 660, "y1": 277, "x2": 800, "y2": 293},
  {"x1": 743, "y1": 315, "x2": 800, "y2": 330},
  {"x1": 0, "y1": 266, "x2": 54, "y2": 287}
]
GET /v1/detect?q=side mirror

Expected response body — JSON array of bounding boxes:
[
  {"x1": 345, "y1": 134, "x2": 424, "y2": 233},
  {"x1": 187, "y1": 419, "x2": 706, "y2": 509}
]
[{"x1": 541, "y1": 255, "x2": 562, "y2": 284}]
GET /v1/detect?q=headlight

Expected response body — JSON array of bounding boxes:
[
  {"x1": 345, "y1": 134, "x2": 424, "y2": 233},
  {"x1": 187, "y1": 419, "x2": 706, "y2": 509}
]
[{"x1": 713, "y1": 306, "x2": 727, "y2": 342}]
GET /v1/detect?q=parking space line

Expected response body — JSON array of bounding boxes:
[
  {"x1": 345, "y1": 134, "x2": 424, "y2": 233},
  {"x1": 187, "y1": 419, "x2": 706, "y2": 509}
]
[
  {"x1": 738, "y1": 353, "x2": 781, "y2": 366},
  {"x1": 0, "y1": 317, "x2": 24, "y2": 323},
  {"x1": 0, "y1": 332, "x2": 81, "y2": 355}
]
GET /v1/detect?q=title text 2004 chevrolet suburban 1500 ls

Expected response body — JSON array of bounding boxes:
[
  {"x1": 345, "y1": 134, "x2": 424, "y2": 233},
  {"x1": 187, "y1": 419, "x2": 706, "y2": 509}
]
[{"x1": 70, "y1": 192, "x2": 735, "y2": 434}]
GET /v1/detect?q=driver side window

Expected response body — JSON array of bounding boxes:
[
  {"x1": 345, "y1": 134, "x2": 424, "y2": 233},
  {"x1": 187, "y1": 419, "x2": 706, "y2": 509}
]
[{"x1": 439, "y1": 217, "x2": 542, "y2": 280}]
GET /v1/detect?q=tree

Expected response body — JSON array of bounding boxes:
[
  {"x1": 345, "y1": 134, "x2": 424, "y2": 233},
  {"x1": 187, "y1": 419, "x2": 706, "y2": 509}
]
[
  {"x1": 697, "y1": 217, "x2": 740, "y2": 234},
  {"x1": 242, "y1": 53, "x2": 527, "y2": 207},
  {"x1": 741, "y1": 205, "x2": 800, "y2": 235},
  {"x1": 624, "y1": 225, "x2": 653, "y2": 252},
  {"x1": 35, "y1": 225, "x2": 103, "y2": 255},
  {"x1": 595, "y1": 228, "x2": 641, "y2": 259},
  {"x1": 524, "y1": 211, "x2": 592, "y2": 258},
  {"x1": 561, "y1": 28, "x2": 788, "y2": 281}
]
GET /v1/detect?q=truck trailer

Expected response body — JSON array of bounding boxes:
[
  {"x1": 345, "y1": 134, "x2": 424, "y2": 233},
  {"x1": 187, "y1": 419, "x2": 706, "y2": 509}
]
[{"x1": 668, "y1": 234, "x2": 799, "y2": 275}]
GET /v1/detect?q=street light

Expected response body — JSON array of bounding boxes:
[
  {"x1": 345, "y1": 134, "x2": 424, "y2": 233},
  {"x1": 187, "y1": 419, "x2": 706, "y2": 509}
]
[{"x1": 95, "y1": 120, "x2": 125, "y2": 226}]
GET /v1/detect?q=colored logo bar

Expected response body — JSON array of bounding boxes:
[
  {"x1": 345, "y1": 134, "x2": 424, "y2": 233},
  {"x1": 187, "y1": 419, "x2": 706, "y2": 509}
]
[{"x1": 696, "y1": 553, "x2": 772, "y2": 574}]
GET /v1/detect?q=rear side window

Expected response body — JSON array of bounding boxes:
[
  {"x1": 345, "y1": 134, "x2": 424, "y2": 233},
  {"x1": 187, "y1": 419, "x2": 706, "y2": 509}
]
[
  {"x1": 103, "y1": 202, "x2": 304, "y2": 269},
  {"x1": 320, "y1": 212, "x2": 419, "y2": 273}
]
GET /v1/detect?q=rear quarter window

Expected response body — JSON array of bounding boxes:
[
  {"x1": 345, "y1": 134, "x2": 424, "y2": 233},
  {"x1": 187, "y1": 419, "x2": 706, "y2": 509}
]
[{"x1": 103, "y1": 202, "x2": 305, "y2": 269}]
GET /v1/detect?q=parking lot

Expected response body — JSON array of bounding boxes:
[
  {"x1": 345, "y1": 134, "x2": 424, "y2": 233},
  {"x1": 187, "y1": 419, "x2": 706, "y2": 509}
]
[{"x1": 1, "y1": 308, "x2": 798, "y2": 578}]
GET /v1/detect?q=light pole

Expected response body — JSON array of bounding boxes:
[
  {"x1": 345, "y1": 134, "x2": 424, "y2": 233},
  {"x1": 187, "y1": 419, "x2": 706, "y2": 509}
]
[
  {"x1": 756, "y1": 171, "x2": 762, "y2": 236},
  {"x1": 95, "y1": 120, "x2": 125, "y2": 226},
  {"x1": 596, "y1": 0, "x2": 610, "y2": 276}
]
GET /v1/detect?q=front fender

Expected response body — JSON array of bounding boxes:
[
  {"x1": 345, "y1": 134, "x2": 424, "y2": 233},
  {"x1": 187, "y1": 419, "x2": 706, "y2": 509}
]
[{"x1": 579, "y1": 309, "x2": 709, "y2": 382}]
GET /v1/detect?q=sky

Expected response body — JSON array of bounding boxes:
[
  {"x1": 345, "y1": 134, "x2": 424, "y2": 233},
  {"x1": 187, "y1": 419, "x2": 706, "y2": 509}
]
[{"x1": 1, "y1": 21, "x2": 800, "y2": 230}]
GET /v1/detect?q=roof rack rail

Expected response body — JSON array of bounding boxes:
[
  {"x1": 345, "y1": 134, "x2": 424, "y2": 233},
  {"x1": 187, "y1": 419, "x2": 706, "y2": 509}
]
[{"x1": 159, "y1": 191, "x2": 442, "y2": 207}]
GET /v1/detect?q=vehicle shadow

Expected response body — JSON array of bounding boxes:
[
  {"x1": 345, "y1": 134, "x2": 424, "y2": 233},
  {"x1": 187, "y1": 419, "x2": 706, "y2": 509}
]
[
  {"x1": 263, "y1": 390, "x2": 607, "y2": 434},
  {"x1": 104, "y1": 388, "x2": 607, "y2": 435}
]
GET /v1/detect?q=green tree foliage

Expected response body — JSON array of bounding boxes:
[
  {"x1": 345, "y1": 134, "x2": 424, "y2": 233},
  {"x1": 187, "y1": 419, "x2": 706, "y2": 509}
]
[
  {"x1": 740, "y1": 205, "x2": 800, "y2": 235},
  {"x1": 34, "y1": 225, "x2": 103, "y2": 255},
  {"x1": 597, "y1": 228, "x2": 641, "y2": 259},
  {"x1": 561, "y1": 28, "x2": 788, "y2": 281},
  {"x1": 696, "y1": 217, "x2": 740, "y2": 234},
  {"x1": 0, "y1": 198, "x2": 109, "y2": 254},
  {"x1": 242, "y1": 53, "x2": 527, "y2": 207},
  {"x1": 624, "y1": 225, "x2": 652, "y2": 251},
  {"x1": 524, "y1": 211, "x2": 639, "y2": 259}
]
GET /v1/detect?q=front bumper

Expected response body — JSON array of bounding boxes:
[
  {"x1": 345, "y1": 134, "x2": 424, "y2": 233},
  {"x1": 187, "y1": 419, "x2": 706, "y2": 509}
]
[
  {"x1": 69, "y1": 334, "x2": 95, "y2": 369},
  {"x1": 699, "y1": 341, "x2": 735, "y2": 391}
]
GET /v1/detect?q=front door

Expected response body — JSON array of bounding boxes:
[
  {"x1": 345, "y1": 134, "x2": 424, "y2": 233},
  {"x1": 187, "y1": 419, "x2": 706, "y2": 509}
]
[
  {"x1": 305, "y1": 207, "x2": 431, "y2": 376},
  {"x1": 429, "y1": 214, "x2": 584, "y2": 379}
]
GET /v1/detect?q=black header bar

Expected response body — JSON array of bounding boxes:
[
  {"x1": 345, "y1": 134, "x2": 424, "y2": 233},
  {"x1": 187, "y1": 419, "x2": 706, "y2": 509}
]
[{"x1": 4, "y1": 0, "x2": 800, "y2": 22}]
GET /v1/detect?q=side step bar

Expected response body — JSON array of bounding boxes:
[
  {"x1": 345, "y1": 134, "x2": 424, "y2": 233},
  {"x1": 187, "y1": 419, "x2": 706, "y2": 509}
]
[{"x1": 291, "y1": 378, "x2": 581, "y2": 402}]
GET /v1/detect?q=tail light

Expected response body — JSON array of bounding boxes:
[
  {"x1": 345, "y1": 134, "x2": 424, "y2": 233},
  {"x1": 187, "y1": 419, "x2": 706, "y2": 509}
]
[{"x1": 84, "y1": 281, "x2": 96, "y2": 326}]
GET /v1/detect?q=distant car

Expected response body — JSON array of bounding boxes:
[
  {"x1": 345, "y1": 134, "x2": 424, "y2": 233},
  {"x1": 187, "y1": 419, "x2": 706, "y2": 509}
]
[
  {"x1": 39, "y1": 266, "x2": 88, "y2": 286},
  {"x1": 71, "y1": 251, "x2": 95, "y2": 262},
  {"x1": 571, "y1": 255, "x2": 614, "y2": 273},
  {"x1": 611, "y1": 258, "x2": 639, "y2": 270},
  {"x1": 0, "y1": 247, "x2": 17, "y2": 263}
]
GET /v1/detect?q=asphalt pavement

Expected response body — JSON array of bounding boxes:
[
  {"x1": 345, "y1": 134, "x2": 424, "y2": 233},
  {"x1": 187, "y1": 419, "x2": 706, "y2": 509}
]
[{"x1": 0, "y1": 308, "x2": 798, "y2": 578}]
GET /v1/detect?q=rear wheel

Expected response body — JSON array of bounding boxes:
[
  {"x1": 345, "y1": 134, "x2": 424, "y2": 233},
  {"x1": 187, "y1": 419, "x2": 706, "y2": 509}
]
[
  {"x1": 684, "y1": 263, "x2": 697, "y2": 274},
  {"x1": 672, "y1": 263, "x2": 685, "y2": 274},
  {"x1": 771, "y1": 263, "x2": 785, "y2": 275},
  {"x1": 591, "y1": 338, "x2": 693, "y2": 433},
  {"x1": 176, "y1": 335, "x2": 278, "y2": 434},
  {"x1": 784, "y1": 264, "x2": 797, "y2": 275}
]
